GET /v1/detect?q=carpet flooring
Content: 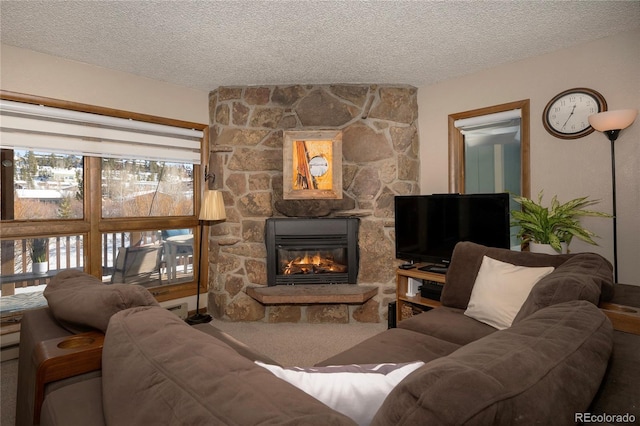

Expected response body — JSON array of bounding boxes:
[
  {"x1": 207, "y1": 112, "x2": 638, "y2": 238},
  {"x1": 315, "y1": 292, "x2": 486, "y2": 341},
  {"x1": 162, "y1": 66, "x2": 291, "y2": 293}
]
[
  {"x1": 1, "y1": 358, "x2": 18, "y2": 426},
  {"x1": 209, "y1": 319, "x2": 387, "y2": 367},
  {"x1": 0, "y1": 319, "x2": 387, "y2": 425}
]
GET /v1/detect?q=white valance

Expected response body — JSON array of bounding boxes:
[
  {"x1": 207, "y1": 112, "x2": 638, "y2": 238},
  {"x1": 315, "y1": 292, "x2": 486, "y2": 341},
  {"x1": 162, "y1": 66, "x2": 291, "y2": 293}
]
[
  {"x1": 0, "y1": 100, "x2": 203, "y2": 164},
  {"x1": 454, "y1": 109, "x2": 522, "y2": 131}
]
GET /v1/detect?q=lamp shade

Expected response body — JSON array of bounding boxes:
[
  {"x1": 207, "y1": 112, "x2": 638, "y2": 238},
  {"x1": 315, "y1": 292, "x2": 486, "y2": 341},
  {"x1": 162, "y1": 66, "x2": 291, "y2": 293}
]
[
  {"x1": 588, "y1": 109, "x2": 638, "y2": 132},
  {"x1": 199, "y1": 190, "x2": 226, "y2": 221}
]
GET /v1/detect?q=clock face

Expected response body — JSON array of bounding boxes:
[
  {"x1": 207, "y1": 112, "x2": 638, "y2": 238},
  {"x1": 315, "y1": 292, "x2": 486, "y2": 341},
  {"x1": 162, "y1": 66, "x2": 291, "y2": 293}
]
[{"x1": 543, "y1": 88, "x2": 607, "y2": 139}]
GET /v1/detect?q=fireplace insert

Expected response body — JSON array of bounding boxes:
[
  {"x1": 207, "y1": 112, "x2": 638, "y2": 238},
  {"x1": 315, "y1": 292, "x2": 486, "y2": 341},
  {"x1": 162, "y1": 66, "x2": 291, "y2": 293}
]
[{"x1": 265, "y1": 218, "x2": 359, "y2": 286}]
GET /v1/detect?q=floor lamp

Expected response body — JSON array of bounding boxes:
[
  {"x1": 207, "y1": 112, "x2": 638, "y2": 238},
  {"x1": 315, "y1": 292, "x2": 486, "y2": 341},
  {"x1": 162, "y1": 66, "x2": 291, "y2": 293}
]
[
  {"x1": 588, "y1": 109, "x2": 638, "y2": 283},
  {"x1": 186, "y1": 185, "x2": 226, "y2": 325}
]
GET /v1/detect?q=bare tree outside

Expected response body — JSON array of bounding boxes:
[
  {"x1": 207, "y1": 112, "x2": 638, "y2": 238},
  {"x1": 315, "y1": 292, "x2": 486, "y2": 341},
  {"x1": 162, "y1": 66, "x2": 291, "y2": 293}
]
[
  {"x1": 5, "y1": 150, "x2": 83, "y2": 221},
  {"x1": 101, "y1": 159, "x2": 193, "y2": 218},
  {"x1": 3, "y1": 151, "x2": 193, "y2": 220}
]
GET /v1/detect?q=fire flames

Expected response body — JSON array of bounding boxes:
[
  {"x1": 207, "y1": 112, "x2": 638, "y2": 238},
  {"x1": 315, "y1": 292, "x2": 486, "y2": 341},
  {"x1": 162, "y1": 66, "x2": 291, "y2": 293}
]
[{"x1": 282, "y1": 251, "x2": 347, "y2": 275}]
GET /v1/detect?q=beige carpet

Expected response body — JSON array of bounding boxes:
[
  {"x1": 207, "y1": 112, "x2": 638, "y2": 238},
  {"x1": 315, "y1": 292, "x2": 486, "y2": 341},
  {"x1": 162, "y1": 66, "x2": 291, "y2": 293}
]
[
  {"x1": 209, "y1": 319, "x2": 387, "y2": 367},
  {"x1": 1, "y1": 358, "x2": 18, "y2": 426},
  {"x1": 0, "y1": 320, "x2": 387, "y2": 425}
]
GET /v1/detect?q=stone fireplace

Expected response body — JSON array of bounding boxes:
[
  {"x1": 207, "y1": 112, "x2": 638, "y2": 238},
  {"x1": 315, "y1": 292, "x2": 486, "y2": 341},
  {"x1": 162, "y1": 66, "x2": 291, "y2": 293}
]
[
  {"x1": 206, "y1": 84, "x2": 419, "y2": 323},
  {"x1": 265, "y1": 217, "x2": 359, "y2": 286}
]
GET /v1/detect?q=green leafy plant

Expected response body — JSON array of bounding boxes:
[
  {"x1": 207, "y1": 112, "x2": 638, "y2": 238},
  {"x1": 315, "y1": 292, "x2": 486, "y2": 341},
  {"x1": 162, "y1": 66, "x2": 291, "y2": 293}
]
[
  {"x1": 511, "y1": 191, "x2": 611, "y2": 253},
  {"x1": 29, "y1": 238, "x2": 48, "y2": 263}
]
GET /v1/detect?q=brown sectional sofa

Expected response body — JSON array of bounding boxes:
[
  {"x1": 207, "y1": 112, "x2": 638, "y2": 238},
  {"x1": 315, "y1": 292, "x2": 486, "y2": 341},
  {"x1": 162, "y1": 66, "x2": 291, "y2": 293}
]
[{"x1": 17, "y1": 242, "x2": 616, "y2": 425}]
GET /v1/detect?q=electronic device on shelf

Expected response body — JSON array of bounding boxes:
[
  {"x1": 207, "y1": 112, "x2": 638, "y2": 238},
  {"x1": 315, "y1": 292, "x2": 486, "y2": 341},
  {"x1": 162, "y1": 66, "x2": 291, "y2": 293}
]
[
  {"x1": 394, "y1": 192, "x2": 511, "y2": 268},
  {"x1": 388, "y1": 302, "x2": 397, "y2": 329},
  {"x1": 420, "y1": 279, "x2": 444, "y2": 301},
  {"x1": 418, "y1": 265, "x2": 448, "y2": 274},
  {"x1": 399, "y1": 263, "x2": 416, "y2": 270}
]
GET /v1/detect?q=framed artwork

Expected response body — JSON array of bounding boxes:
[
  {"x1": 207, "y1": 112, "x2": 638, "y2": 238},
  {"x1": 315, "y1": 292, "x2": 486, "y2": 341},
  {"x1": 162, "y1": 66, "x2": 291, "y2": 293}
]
[{"x1": 283, "y1": 130, "x2": 342, "y2": 200}]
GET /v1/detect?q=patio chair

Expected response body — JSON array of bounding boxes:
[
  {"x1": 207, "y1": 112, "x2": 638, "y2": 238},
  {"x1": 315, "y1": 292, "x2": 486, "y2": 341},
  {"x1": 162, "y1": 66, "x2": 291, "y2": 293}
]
[{"x1": 111, "y1": 245, "x2": 164, "y2": 285}]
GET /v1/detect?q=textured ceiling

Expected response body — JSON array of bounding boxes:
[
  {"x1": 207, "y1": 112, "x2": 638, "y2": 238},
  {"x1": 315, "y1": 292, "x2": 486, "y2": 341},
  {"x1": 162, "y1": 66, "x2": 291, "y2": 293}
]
[{"x1": 1, "y1": 1, "x2": 639, "y2": 92}]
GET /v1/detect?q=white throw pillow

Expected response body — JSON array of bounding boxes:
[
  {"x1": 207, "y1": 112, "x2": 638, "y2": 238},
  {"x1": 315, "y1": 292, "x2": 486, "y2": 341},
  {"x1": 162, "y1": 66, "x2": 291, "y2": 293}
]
[
  {"x1": 255, "y1": 361, "x2": 424, "y2": 426},
  {"x1": 464, "y1": 256, "x2": 554, "y2": 330}
]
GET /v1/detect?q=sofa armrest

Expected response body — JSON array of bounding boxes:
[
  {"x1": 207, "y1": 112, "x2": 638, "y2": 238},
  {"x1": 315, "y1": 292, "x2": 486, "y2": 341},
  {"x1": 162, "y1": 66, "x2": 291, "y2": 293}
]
[
  {"x1": 598, "y1": 302, "x2": 640, "y2": 335},
  {"x1": 16, "y1": 308, "x2": 74, "y2": 426},
  {"x1": 40, "y1": 377, "x2": 105, "y2": 426}
]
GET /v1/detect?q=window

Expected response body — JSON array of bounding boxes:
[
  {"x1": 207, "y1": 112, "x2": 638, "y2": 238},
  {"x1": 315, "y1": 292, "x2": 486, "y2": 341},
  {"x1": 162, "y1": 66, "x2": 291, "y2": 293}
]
[
  {"x1": 449, "y1": 100, "x2": 531, "y2": 250},
  {"x1": 101, "y1": 159, "x2": 193, "y2": 218},
  {"x1": 0, "y1": 92, "x2": 208, "y2": 323},
  {"x1": 3, "y1": 149, "x2": 84, "y2": 221}
]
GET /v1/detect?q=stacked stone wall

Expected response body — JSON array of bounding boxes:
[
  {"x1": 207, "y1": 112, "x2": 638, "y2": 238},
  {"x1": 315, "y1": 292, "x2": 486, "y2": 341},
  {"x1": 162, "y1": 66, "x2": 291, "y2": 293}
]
[{"x1": 207, "y1": 84, "x2": 419, "y2": 322}]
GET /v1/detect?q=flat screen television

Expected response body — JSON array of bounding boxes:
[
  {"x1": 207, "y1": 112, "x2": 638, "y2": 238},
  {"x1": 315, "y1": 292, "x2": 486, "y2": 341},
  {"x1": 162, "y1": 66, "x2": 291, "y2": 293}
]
[{"x1": 394, "y1": 193, "x2": 510, "y2": 272}]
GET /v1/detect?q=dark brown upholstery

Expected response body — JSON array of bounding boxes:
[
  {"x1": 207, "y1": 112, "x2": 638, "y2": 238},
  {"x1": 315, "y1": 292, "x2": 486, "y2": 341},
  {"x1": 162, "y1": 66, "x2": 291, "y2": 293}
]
[
  {"x1": 442, "y1": 242, "x2": 573, "y2": 310},
  {"x1": 317, "y1": 327, "x2": 461, "y2": 366},
  {"x1": 589, "y1": 329, "x2": 640, "y2": 422},
  {"x1": 373, "y1": 300, "x2": 613, "y2": 426},
  {"x1": 15, "y1": 308, "x2": 81, "y2": 426},
  {"x1": 43, "y1": 269, "x2": 159, "y2": 333},
  {"x1": 588, "y1": 284, "x2": 640, "y2": 421},
  {"x1": 28, "y1": 242, "x2": 617, "y2": 426},
  {"x1": 514, "y1": 253, "x2": 613, "y2": 323},
  {"x1": 101, "y1": 306, "x2": 356, "y2": 425},
  {"x1": 40, "y1": 378, "x2": 105, "y2": 426},
  {"x1": 397, "y1": 306, "x2": 497, "y2": 345}
]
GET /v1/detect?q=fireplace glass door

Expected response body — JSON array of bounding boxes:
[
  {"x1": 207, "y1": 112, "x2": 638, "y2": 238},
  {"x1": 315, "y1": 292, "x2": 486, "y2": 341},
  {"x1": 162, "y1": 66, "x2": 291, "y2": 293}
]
[{"x1": 278, "y1": 247, "x2": 348, "y2": 276}]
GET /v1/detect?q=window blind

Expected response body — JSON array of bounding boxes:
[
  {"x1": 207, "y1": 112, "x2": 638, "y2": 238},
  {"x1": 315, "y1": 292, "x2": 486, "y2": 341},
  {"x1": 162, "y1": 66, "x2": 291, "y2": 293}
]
[
  {"x1": 0, "y1": 99, "x2": 202, "y2": 163},
  {"x1": 454, "y1": 109, "x2": 522, "y2": 132}
]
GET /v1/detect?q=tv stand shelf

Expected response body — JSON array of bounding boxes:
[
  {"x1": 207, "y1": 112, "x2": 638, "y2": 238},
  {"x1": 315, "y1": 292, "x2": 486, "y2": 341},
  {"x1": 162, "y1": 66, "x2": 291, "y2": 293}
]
[{"x1": 396, "y1": 265, "x2": 445, "y2": 323}]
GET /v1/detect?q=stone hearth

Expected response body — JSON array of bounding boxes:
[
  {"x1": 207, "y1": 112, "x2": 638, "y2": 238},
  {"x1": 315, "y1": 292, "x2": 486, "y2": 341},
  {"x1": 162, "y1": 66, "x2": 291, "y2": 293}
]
[
  {"x1": 206, "y1": 84, "x2": 419, "y2": 323},
  {"x1": 247, "y1": 285, "x2": 378, "y2": 305}
]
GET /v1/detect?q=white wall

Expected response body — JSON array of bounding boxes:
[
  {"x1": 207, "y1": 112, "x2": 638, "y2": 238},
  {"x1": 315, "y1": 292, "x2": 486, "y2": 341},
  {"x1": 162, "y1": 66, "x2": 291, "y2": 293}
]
[
  {"x1": 417, "y1": 29, "x2": 640, "y2": 285},
  {"x1": 0, "y1": 44, "x2": 209, "y2": 123},
  {"x1": 0, "y1": 44, "x2": 210, "y2": 313}
]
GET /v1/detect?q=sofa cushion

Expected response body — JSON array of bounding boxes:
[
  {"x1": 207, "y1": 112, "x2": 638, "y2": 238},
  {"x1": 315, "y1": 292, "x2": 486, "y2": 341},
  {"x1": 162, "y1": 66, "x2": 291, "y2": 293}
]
[
  {"x1": 442, "y1": 242, "x2": 572, "y2": 310},
  {"x1": 372, "y1": 300, "x2": 613, "y2": 426},
  {"x1": 256, "y1": 361, "x2": 424, "y2": 426},
  {"x1": 102, "y1": 306, "x2": 356, "y2": 425},
  {"x1": 464, "y1": 256, "x2": 554, "y2": 329},
  {"x1": 40, "y1": 377, "x2": 105, "y2": 426},
  {"x1": 316, "y1": 327, "x2": 461, "y2": 367},
  {"x1": 43, "y1": 269, "x2": 158, "y2": 333},
  {"x1": 513, "y1": 253, "x2": 613, "y2": 323},
  {"x1": 398, "y1": 306, "x2": 497, "y2": 345}
]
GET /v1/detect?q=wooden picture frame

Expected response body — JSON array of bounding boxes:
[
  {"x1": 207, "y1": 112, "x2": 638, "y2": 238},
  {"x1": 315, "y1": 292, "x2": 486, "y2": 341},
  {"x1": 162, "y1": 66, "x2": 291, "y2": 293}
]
[{"x1": 283, "y1": 130, "x2": 342, "y2": 200}]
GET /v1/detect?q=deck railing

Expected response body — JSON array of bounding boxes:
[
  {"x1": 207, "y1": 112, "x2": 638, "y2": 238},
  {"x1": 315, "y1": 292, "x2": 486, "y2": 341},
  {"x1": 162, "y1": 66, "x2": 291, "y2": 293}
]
[
  {"x1": 0, "y1": 231, "x2": 162, "y2": 296},
  {"x1": 0, "y1": 230, "x2": 191, "y2": 326},
  {"x1": 1, "y1": 236, "x2": 84, "y2": 297}
]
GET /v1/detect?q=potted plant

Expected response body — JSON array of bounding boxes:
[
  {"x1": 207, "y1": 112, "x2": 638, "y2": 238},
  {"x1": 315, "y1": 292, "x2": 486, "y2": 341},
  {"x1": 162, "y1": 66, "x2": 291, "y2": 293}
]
[
  {"x1": 511, "y1": 191, "x2": 611, "y2": 254},
  {"x1": 29, "y1": 238, "x2": 49, "y2": 274}
]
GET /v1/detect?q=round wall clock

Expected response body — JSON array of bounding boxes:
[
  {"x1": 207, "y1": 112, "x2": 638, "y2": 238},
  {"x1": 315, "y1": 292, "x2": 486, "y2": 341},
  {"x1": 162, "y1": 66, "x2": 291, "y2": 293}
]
[{"x1": 542, "y1": 88, "x2": 607, "y2": 139}]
